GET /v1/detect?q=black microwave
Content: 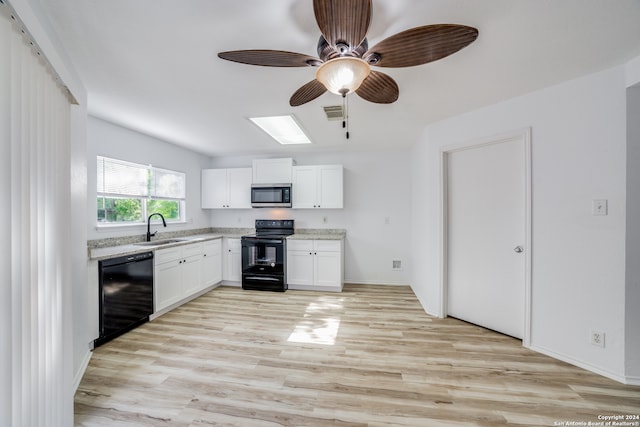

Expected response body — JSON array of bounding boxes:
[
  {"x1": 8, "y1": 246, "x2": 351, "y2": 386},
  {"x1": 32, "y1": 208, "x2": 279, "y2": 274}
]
[{"x1": 251, "y1": 184, "x2": 292, "y2": 208}]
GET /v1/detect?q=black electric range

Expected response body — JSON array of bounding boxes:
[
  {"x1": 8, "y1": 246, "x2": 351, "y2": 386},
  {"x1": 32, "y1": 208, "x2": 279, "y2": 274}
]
[{"x1": 241, "y1": 219, "x2": 294, "y2": 292}]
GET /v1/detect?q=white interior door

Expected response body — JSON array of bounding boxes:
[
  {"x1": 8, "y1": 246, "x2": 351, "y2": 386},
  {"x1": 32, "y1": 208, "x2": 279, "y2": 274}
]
[{"x1": 446, "y1": 134, "x2": 528, "y2": 339}]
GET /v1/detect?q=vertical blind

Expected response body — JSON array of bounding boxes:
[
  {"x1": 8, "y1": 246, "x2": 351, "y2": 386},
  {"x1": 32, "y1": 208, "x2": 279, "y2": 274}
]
[{"x1": 0, "y1": 3, "x2": 73, "y2": 426}]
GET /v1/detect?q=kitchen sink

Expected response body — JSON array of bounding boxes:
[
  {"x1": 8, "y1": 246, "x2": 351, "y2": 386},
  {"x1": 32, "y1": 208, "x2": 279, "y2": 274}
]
[{"x1": 134, "y1": 238, "x2": 187, "y2": 247}]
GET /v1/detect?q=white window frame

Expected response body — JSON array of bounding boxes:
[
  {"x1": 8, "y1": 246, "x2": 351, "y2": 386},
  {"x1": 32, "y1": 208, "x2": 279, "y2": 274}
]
[{"x1": 97, "y1": 156, "x2": 186, "y2": 227}]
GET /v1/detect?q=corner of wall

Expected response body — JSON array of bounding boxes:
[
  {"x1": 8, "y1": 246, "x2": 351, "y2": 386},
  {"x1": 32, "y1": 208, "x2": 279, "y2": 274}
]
[
  {"x1": 73, "y1": 349, "x2": 92, "y2": 392},
  {"x1": 626, "y1": 54, "x2": 640, "y2": 88},
  {"x1": 625, "y1": 82, "x2": 640, "y2": 381},
  {"x1": 409, "y1": 127, "x2": 445, "y2": 317}
]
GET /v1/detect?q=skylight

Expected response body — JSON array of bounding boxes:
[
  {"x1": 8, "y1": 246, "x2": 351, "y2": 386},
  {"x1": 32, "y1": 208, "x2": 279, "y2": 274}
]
[{"x1": 249, "y1": 115, "x2": 312, "y2": 145}]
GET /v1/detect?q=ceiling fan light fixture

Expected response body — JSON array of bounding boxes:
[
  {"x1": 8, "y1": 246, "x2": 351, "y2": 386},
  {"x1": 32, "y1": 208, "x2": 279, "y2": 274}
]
[{"x1": 316, "y1": 57, "x2": 370, "y2": 96}]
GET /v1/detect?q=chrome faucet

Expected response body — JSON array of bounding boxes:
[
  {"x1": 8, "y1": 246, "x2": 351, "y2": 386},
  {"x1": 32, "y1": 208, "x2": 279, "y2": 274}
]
[{"x1": 146, "y1": 213, "x2": 167, "y2": 241}]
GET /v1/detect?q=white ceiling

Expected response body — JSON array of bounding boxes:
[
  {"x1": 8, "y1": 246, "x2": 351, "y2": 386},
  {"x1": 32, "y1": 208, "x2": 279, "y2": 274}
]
[{"x1": 33, "y1": 0, "x2": 640, "y2": 156}]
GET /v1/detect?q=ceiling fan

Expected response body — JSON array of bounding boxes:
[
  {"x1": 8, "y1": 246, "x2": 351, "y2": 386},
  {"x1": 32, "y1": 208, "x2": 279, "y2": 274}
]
[{"x1": 218, "y1": 0, "x2": 479, "y2": 107}]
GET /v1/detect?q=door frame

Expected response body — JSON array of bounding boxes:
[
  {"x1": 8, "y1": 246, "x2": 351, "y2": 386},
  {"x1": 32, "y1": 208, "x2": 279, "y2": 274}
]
[{"x1": 440, "y1": 128, "x2": 532, "y2": 346}]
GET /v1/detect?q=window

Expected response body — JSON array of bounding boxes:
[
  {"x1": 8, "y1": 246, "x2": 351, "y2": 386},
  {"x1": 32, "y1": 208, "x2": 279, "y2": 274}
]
[{"x1": 97, "y1": 156, "x2": 186, "y2": 225}]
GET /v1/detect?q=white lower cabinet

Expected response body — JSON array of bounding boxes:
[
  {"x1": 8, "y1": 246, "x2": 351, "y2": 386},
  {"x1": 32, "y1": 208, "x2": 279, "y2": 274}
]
[
  {"x1": 201, "y1": 239, "x2": 222, "y2": 288},
  {"x1": 155, "y1": 241, "x2": 223, "y2": 313},
  {"x1": 287, "y1": 239, "x2": 343, "y2": 291},
  {"x1": 155, "y1": 243, "x2": 202, "y2": 312},
  {"x1": 223, "y1": 238, "x2": 242, "y2": 282},
  {"x1": 179, "y1": 253, "x2": 203, "y2": 298}
]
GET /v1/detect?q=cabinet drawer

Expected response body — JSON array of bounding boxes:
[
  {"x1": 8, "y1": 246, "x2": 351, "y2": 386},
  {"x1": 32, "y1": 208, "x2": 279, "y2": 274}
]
[
  {"x1": 313, "y1": 240, "x2": 341, "y2": 252},
  {"x1": 287, "y1": 240, "x2": 313, "y2": 251},
  {"x1": 155, "y1": 247, "x2": 182, "y2": 264},
  {"x1": 182, "y1": 242, "x2": 203, "y2": 257}
]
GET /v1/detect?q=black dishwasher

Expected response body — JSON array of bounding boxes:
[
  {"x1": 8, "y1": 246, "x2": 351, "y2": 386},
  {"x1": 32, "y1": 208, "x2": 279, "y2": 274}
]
[{"x1": 95, "y1": 252, "x2": 154, "y2": 347}]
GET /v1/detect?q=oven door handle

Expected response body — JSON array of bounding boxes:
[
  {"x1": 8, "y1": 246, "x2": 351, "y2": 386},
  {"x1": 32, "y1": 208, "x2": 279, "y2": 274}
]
[
  {"x1": 244, "y1": 276, "x2": 281, "y2": 282},
  {"x1": 243, "y1": 239, "x2": 283, "y2": 245}
]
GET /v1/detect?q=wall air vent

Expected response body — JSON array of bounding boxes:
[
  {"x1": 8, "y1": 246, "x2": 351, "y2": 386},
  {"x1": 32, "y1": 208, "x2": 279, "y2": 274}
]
[{"x1": 323, "y1": 105, "x2": 344, "y2": 121}]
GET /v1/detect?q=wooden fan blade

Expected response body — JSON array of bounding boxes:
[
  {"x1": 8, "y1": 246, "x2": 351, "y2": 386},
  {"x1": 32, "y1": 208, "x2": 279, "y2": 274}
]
[
  {"x1": 218, "y1": 50, "x2": 320, "y2": 67},
  {"x1": 355, "y1": 71, "x2": 399, "y2": 104},
  {"x1": 313, "y1": 0, "x2": 372, "y2": 50},
  {"x1": 364, "y1": 24, "x2": 478, "y2": 68},
  {"x1": 290, "y1": 80, "x2": 327, "y2": 106}
]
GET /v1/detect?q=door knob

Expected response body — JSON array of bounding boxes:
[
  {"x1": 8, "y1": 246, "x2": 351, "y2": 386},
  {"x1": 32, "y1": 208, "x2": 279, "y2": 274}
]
[{"x1": 514, "y1": 246, "x2": 524, "y2": 253}]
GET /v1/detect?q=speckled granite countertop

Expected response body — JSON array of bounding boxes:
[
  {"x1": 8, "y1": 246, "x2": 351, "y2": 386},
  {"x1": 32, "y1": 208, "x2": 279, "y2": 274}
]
[
  {"x1": 87, "y1": 227, "x2": 253, "y2": 261},
  {"x1": 288, "y1": 229, "x2": 346, "y2": 240},
  {"x1": 89, "y1": 233, "x2": 223, "y2": 261},
  {"x1": 88, "y1": 227, "x2": 346, "y2": 260}
]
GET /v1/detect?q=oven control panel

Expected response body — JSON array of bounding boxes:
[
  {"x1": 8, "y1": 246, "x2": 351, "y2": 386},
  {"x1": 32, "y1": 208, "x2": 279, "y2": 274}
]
[{"x1": 255, "y1": 219, "x2": 294, "y2": 229}]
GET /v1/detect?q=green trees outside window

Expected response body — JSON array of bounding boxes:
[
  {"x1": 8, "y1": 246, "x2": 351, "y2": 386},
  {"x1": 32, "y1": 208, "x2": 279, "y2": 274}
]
[{"x1": 97, "y1": 156, "x2": 185, "y2": 225}]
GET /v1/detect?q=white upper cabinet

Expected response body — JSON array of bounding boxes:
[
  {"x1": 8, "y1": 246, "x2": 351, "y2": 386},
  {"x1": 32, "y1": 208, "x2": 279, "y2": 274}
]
[
  {"x1": 291, "y1": 166, "x2": 317, "y2": 208},
  {"x1": 252, "y1": 158, "x2": 293, "y2": 184},
  {"x1": 226, "y1": 168, "x2": 252, "y2": 208},
  {"x1": 201, "y1": 169, "x2": 227, "y2": 209},
  {"x1": 292, "y1": 165, "x2": 343, "y2": 209},
  {"x1": 202, "y1": 168, "x2": 252, "y2": 209}
]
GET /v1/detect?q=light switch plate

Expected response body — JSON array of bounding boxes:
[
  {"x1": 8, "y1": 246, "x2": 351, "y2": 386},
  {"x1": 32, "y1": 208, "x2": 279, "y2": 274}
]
[{"x1": 592, "y1": 199, "x2": 607, "y2": 216}]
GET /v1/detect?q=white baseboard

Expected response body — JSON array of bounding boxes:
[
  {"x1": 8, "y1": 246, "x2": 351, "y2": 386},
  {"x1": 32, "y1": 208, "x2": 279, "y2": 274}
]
[
  {"x1": 151, "y1": 282, "x2": 223, "y2": 320},
  {"x1": 220, "y1": 281, "x2": 241, "y2": 287},
  {"x1": 289, "y1": 283, "x2": 343, "y2": 292},
  {"x1": 624, "y1": 374, "x2": 640, "y2": 386},
  {"x1": 528, "y1": 343, "x2": 629, "y2": 385},
  {"x1": 73, "y1": 348, "x2": 92, "y2": 392},
  {"x1": 343, "y1": 280, "x2": 411, "y2": 286}
]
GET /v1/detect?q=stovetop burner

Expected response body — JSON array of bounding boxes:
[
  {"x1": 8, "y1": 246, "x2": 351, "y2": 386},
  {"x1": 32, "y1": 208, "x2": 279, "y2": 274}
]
[{"x1": 244, "y1": 219, "x2": 295, "y2": 240}]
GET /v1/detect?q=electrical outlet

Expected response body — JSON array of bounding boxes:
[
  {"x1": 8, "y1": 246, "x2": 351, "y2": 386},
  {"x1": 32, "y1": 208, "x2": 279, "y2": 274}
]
[
  {"x1": 392, "y1": 260, "x2": 402, "y2": 271},
  {"x1": 592, "y1": 199, "x2": 608, "y2": 216},
  {"x1": 590, "y1": 330, "x2": 605, "y2": 348}
]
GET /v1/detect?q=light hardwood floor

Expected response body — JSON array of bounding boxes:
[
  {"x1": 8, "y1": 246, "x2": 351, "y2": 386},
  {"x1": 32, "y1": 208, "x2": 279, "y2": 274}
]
[{"x1": 75, "y1": 284, "x2": 640, "y2": 426}]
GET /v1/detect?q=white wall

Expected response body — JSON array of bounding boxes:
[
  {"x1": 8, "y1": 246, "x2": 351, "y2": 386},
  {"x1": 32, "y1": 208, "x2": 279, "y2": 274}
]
[
  {"x1": 70, "y1": 105, "x2": 89, "y2": 391},
  {"x1": 209, "y1": 150, "x2": 412, "y2": 285},
  {"x1": 626, "y1": 83, "x2": 640, "y2": 381},
  {"x1": 626, "y1": 54, "x2": 640, "y2": 88},
  {"x1": 86, "y1": 122, "x2": 413, "y2": 286},
  {"x1": 86, "y1": 116, "x2": 212, "y2": 240},
  {"x1": 411, "y1": 65, "x2": 630, "y2": 382}
]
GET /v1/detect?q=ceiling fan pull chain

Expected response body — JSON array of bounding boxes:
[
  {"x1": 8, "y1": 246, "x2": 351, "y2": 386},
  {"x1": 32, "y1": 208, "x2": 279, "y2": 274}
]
[
  {"x1": 342, "y1": 92, "x2": 350, "y2": 140},
  {"x1": 346, "y1": 94, "x2": 350, "y2": 139}
]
